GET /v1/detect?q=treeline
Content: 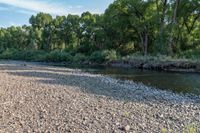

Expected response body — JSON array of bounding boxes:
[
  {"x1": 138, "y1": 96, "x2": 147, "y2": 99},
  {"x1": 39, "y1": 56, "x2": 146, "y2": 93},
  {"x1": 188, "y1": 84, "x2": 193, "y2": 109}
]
[{"x1": 0, "y1": 0, "x2": 199, "y2": 63}]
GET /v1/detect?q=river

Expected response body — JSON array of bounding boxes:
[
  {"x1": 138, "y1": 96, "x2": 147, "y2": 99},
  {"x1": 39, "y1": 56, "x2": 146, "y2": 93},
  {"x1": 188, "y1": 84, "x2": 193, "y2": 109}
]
[
  {"x1": 80, "y1": 66, "x2": 200, "y2": 95},
  {"x1": 50, "y1": 62, "x2": 200, "y2": 95}
]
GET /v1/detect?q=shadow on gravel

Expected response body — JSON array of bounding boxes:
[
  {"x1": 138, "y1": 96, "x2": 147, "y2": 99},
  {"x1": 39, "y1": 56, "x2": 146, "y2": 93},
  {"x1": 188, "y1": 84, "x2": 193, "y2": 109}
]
[{"x1": 3, "y1": 62, "x2": 199, "y2": 104}]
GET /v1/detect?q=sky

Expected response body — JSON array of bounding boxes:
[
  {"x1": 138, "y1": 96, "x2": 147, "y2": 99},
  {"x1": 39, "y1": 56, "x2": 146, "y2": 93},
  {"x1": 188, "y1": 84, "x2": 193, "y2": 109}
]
[{"x1": 0, "y1": 0, "x2": 114, "y2": 28}]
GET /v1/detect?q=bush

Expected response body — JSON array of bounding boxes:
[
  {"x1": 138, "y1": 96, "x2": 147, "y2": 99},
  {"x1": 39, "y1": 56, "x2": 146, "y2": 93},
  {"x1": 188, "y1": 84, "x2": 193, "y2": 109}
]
[
  {"x1": 179, "y1": 49, "x2": 200, "y2": 59},
  {"x1": 102, "y1": 50, "x2": 118, "y2": 61},
  {"x1": 90, "y1": 51, "x2": 102, "y2": 63},
  {"x1": 119, "y1": 41, "x2": 135, "y2": 55},
  {"x1": 0, "y1": 48, "x2": 4, "y2": 54},
  {"x1": 0, "y1": 49, "x2": 49, "y2": 61},
  {"x1": 63, "y1": 48, "x2": 77, "y2": 56},
  {"x1": 90, "y1": 50, "x2": 118, "y2": 63},
  {"x1": 0, "y1": 48, "x2": 18, "y2": 59},
  {"x1": 73, "y1": 53, "x2": 87, "y2": 62},
  {"x1": 45, "y1": 50, "x2": 73, "y2": 62},
  {"x1": 13, "y1": 50, "x2": 47, "y2": 61}
]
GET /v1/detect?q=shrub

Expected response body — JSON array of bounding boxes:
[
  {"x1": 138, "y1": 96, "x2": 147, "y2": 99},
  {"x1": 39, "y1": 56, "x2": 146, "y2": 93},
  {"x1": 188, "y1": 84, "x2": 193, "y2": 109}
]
[
  {"x1": 45, "y1": 50, "x2": 73, "y2": 62},
  {"x1": 12, "y1": 50, "x2": 47, "y2": 61},
  {"x1": 90, "y1": 50, "x2": 118, "y2": 63},
  {"x1": 102, "y1": 50, "x2": 118, "y2": 61},
  {"x1": 0, "y1": 48, "x2": 4, "y2": 54},
  {"x1": 119, "y1": 41, "x2": 135, "y2": 56},
  {"x1": 63, "y1": 48, "x2": 77, "y2": 56},
  {"x1": 0, "y1": 48, "x2": 18, "y2": 59},
  {"x1": 179, "y1": 49, "x2": 200, "y2": 59},
  {"x1": 89, "y1": 51, "x2": 104, "y2": 63},
  {"x1": 73, "y1": 53, "x2": 87, "y2": 62}
]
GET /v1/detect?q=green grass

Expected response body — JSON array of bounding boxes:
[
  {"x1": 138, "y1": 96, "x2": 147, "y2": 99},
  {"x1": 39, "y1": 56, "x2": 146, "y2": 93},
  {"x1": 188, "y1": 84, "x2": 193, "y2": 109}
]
[
  {"x1": 122, "y1": 53, "x2": 200, "y2": 64},
  {"x1": 0, "y1": 49, "x2": 119, "y2": 64},
  {"x1": 0, "y1": 48, "x2": 200, "y2": 65}
]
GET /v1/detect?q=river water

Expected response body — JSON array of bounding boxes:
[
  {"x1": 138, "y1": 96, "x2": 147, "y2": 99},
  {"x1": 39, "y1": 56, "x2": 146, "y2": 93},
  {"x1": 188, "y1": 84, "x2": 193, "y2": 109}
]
[{"x1": 80, "y1": 66, "x2": 200, "y2": 95}]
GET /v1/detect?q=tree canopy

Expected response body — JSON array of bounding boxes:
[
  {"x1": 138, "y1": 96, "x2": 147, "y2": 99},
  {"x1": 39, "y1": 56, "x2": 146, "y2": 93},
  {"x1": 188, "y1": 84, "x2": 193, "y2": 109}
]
[{"x1": 0, "y1": 0, "x2": 199, "y2": 59}]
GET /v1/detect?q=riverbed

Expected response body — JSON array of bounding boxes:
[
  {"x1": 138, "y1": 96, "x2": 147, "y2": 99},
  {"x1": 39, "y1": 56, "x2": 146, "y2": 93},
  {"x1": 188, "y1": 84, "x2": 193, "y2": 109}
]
[{"x1": 0, "y1": 61, "x2": 200, "y2": 132}]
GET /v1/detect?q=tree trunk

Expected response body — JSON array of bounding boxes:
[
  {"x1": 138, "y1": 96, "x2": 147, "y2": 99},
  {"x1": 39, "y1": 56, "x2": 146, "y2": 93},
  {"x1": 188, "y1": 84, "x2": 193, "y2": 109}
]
[
  {"x1": 139, "y1": 31, "x2": 148, "y2": 56},
  {"x1": 158, "y1": 0, "x2": 168, "y2": 53},
  {"x1": 139, "y1": 33, "x2": 145, "y2": 54},
  {"x1": 168, "y1": 0, "x2": 181, "y2": 56},
  {"x1": 144, "y1": 32, "x2": 148, "y2": 56},
  {"x1": 160, "y1": 0, "x2": 167, "y2": 34}
]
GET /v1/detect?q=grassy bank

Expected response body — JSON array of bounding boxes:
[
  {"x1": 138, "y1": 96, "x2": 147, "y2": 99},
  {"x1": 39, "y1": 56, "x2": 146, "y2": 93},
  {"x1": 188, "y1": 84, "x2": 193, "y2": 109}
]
[
  {"x1": 0, "y1": 49, "x2": 118, "y2": 63},
  {"x1": 109, "y1": 54, "x2": 200, "y2": 72},
  {"x1": 0, "y1": 49, "x2": 200, "y2": 72}
]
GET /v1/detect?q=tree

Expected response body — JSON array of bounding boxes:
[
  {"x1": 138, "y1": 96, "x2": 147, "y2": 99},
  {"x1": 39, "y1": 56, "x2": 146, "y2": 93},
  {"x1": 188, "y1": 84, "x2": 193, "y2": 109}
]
[
  {"x1": 0, "y1": 0, "x2": 199, "y2": 60},
  {"x1": 29, "y1": 13, "x2": 53, "y2": 50},
  {"x1": 104, "y1": 0, "x2": 156, "y2": 55}
]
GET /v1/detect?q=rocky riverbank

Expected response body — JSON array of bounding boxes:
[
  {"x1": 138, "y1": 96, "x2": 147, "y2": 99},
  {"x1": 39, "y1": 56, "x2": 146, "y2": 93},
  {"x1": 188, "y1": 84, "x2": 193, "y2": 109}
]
[
  {"x1": 37, "y1": 58, "x2": 200, "y2": 74},
  {"x1": 108, "y1": 59, "x2": 200, "y2": 73},
  {"x1": 0, "y1": 61, "x2": 200, "y2": 132}
]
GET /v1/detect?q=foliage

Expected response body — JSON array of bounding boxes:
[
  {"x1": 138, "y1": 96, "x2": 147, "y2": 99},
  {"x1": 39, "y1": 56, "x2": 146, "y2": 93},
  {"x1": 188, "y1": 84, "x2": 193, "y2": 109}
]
[
  {"x1": 0, "y1": 0, "x2": 199, "y2": 62},
  {"x1": 89, "y1": 51, "x2": 105, "y2": 63},
  {"x1": 123, "y1": 53, "x2": 192, "y2": 63},
  {"x1": 46, "y1": 50, "x2": 73, "y2": 62},
  {"x1": 90, "y1": 50, "x2": 118, "y2": 63},
  {"x1": 0, "y1": 48, "x2": 18, "y2": 59},
  {"x1": 102, "y1": 50, "x2": 118, "y2": 61},
  {"x1": 0, "y1": 49, "x2": 48, "y2": 61},
  {"x1": 14, "y1": 50, "x2": 47, "y2": 61},
  {"x1": 179, "y1": 49, "x2": 200, "y2": 59},
  {"x1": 73, "y1": 53, "x2": 87, "y2": 62}
]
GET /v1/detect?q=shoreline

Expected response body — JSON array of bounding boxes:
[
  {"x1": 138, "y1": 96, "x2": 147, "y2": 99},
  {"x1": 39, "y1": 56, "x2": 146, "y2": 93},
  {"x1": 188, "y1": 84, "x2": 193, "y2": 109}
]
[
  {"x1": 107, "y1": 59, "x2": 200, "y2": 73},
  {"x1": 0, "y1": 60, "x2": 200, "y2": 132},
  {"x1": 1, "y1": 59, "x2": 200, "y2": 74}
]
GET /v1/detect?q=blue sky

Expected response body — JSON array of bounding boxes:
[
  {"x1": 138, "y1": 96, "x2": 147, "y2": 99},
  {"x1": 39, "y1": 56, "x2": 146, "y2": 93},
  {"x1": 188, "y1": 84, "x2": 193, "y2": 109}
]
[{"x1": 0, "y1": 0, "x2": 114, "y2": 27}]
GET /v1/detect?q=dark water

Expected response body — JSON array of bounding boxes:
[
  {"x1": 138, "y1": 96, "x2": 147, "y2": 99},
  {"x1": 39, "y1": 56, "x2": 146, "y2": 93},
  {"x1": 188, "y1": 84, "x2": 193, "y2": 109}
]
[
  {"x1": 53, "y1": 63, "x2": 200, "y2": 95},
  {"x1": 79, "y1": 66, "x2": 200, "y2": 95}
]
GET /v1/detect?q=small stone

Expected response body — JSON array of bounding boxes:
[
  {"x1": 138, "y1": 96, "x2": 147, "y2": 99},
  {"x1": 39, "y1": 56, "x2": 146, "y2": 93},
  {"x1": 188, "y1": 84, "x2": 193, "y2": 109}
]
[
  {"x1": 83, "y1": 117, "x2": 88, "y2": 120},
  {"x1": 122, "y1": 125, "x2": 130, "y2": 131},
  {"x1": 160, "y1": 114, "x2": 164, "y2": 118},
  {"x1": 112, "y1": 113, "x2": 116, "y2": 117},
  {"x1": 21, "y1": 63, "x2": 27, "y2": 66},
  {"x1": 105, "y1": 125, "x2": 109, "y2": 129},
  {"x1": 116, "y1": 122, "x2": 120, "y2": 126}
]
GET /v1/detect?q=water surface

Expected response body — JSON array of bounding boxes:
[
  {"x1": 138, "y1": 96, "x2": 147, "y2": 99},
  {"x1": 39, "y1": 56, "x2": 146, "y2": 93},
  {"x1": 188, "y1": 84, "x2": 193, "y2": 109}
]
[
  {"x1": 53, "y1": 63, "x2": 200, "y2": 95},
  {"x1": 81, "y1": 66, "x2": 200, "y2": 95}
]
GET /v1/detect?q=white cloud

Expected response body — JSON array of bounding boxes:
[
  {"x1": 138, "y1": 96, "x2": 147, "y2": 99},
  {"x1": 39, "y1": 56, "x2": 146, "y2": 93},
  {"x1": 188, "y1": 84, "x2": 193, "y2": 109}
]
[
  {"x1": 0, "y1": 0, "x2": 115, "y2": 16},
  {"x1": 8, "y1": 21, "x2": 21, "y2": 26},
  {"x1": 76, "y1": 5, "x2": 83, "y2": 9},
  {"x1": 0, "y1": 6, "x2": 10, "y2": 11},
  {"x1": 16, "y1": 9, "x2": 36, "y2": 15},
  {"x1": 0, "y1": 0, "x2": 79, "y2": 15},
  {"x1": 0, "y1": 5, "x2": 36, "y2": 15}
]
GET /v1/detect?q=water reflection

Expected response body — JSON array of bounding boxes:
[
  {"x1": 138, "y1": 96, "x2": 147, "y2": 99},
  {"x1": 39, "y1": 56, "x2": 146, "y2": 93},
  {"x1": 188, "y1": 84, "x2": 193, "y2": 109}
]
[{"x1": 82, "y1": 67, "x2": 200, "y2": 95}]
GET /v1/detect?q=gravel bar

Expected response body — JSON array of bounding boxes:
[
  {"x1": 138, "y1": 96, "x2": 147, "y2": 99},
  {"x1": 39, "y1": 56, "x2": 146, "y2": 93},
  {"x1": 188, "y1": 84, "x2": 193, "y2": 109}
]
[{"x1": 0, "y1": 61, "x2": 200, "y2": 133}]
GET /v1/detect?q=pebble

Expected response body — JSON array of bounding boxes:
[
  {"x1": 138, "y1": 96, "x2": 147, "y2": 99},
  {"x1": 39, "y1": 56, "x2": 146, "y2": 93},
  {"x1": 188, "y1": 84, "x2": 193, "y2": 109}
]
[
  {"x1": 123, "y1": 125, "x2": 130, "y2": 131},
  {"x1": 0, "y1": 61, "x2": 200, "y2": 133}
]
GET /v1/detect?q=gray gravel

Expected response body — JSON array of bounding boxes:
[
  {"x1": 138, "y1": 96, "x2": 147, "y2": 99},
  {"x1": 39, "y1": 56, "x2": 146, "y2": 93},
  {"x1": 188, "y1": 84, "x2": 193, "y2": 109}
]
[{"x1": 0, "y1": 60, "x2": 200, "y2": 133}]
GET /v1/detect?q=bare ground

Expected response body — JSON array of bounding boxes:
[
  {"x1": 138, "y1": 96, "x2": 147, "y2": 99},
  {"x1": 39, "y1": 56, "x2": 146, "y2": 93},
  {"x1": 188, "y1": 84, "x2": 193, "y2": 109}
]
[{"x1": 0, "y1": 61, "x2": 200, "y2": 133}]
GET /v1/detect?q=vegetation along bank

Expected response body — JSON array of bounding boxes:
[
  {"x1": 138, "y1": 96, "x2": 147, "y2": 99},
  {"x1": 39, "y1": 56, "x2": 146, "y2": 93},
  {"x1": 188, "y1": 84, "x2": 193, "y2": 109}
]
[{"x1": 0, "y1": 0, "x2": 199, "y2": 70}]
